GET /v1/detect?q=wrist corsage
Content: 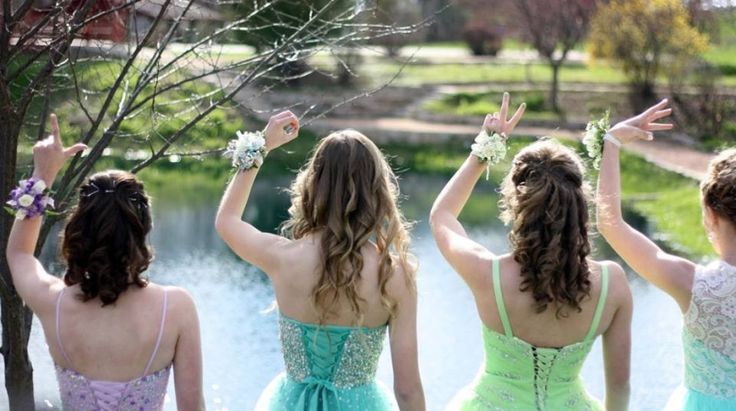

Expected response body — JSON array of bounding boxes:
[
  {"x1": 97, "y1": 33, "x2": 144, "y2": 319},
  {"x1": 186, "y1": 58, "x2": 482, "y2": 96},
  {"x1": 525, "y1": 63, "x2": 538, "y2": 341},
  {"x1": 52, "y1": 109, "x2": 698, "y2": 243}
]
[
  {"x1": 471, "y1": 129, "x2": 508, "y2": 179},
  {"x1": 5, "y1": 177, "x2": 54, "y2": 220},
  {"x1": 224, "y1": 129, "x2": 268, "y2": 172},
  {"x1": 582, "y1": 111, "x2": 611, "y2": 170}
]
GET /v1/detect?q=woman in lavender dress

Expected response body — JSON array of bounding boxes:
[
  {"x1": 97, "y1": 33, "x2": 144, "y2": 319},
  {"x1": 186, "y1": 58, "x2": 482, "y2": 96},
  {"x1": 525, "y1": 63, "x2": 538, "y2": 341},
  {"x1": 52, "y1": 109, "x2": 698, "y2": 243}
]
[{"x1": 5, "y1": 114, "x2": 204, "y2": 410}]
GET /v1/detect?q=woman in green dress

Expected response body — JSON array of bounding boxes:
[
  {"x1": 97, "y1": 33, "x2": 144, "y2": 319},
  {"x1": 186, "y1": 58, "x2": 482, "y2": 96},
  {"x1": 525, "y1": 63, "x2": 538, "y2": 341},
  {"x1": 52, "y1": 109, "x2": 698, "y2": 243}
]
[
  {"x1": 215, "y1": 111, "x2": 425, "y2": 410},
  {"x1": 430, "y1": 93, "x2": 633, "y2": 410}
]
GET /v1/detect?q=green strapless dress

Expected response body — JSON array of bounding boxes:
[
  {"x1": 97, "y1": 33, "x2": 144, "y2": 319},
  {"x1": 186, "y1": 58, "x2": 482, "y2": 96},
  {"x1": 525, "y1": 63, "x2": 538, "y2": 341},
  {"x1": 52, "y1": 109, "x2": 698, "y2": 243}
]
[
  {"x1": 448, "y1": 259, "x2": 607, "y2": 411},
  {"x1": 255, "y1": 314, "x2": 398, "y2": 411}
]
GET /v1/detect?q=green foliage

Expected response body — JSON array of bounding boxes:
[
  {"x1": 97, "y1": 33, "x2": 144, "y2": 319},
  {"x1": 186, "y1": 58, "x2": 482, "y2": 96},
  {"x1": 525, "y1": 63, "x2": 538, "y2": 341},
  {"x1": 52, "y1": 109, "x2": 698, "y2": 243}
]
[
  {"x1": 423, "y1": 91, "x2": 558, "y2": 120},
  {"x1": 589, "y1": 0, "x2": 709, "y2": 89}
]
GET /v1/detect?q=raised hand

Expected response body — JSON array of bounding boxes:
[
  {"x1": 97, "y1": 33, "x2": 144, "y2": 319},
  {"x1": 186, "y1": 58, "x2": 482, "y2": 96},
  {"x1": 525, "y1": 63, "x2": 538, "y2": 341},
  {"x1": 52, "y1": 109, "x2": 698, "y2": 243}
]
[
  {"x1": 264, "y1": 111, "x2": 299, "y2": 151},
  {"x1": 608, "y1": 99, "x2": 673, "y2": 145},
  {"x1": 32, "y1": 114, "x2": 88, "y2": 184},
  {"x1": 482, "y1": 92, "x2": 526, "y2": 136}
]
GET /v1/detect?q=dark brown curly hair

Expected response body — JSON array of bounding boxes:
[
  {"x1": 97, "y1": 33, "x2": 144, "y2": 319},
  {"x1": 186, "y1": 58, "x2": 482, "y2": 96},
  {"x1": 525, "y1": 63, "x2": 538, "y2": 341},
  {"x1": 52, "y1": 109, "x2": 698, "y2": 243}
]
[
  {"x1": 500, "y1": 139, "x2": 593, "y2": 318},
  {"x1": 701, "y1": 148, "x2": 736, "y2": 225},
  {"x1": 61, "y1": 170, "x2": 153, "y2": 306},
  {"x1": 281, "y1": 130, "x2": 415, "y2": 325}
]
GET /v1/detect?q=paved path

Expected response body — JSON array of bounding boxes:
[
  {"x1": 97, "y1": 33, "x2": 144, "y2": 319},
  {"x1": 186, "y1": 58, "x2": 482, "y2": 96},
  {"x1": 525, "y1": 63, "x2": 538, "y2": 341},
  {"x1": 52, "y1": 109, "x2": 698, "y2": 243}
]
[{"x1": 311, "y1": 117, "x2": 712, "y2": 180}]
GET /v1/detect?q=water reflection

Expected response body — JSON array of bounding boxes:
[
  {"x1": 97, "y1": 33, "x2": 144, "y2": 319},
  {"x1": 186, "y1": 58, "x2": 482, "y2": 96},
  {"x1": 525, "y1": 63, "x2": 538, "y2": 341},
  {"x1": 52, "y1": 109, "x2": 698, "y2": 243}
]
[{"x1": 9, "y1": 174, "x2": 682, "y2": 411}]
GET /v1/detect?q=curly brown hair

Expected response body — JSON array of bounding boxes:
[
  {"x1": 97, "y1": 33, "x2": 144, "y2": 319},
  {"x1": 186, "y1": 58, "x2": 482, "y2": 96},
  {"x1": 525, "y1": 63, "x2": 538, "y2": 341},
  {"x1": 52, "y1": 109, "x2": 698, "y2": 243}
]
[
  {"x1": 500, "y1": 140, "x2": 593, "y2": 318},
  {"x1": 61, "y1": 170, "x2": 153, "y2": 306},
  {"x1": 701, "y1": 148, "x2": 736, "y2": 225},
  {"x1": 281, "y1": 130, "x2": 415, "y2": 325}
]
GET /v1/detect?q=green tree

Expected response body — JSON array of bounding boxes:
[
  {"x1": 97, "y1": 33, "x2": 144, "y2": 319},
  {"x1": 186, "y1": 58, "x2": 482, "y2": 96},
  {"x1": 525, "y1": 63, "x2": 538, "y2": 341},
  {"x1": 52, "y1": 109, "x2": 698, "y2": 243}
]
[
  {"x1": 589, "y1": 0, "x2": 709, "y2": 109},
  {"x1": 0, "y1": 0, "x2": 405, "y2": 407}
]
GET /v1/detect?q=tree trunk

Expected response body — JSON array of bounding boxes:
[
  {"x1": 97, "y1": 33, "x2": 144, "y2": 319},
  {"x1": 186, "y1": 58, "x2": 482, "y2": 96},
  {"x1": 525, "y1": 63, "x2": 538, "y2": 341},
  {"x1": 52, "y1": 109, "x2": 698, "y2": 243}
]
[
  {"x1": 0, "y1": 102, "x2": 36, "y2": 410},
  {"x1": 549, "y1": 61, "x2": 561, "y2": 113},
  {"x1": 629, "y1": 80, "x2": 656, "y2": 113}
]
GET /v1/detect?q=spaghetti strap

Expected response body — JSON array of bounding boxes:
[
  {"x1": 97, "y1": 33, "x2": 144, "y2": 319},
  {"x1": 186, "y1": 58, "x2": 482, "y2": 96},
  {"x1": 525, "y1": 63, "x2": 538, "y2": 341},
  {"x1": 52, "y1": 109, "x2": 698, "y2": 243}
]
[
  {"x1": 142, "y1": 288, "x2": 169, "y2": 376},
  {"x1": 584, "y1": 264, "x2": 609, "y2": 342},
  {"x1": 491, "y1": 258, "x2": 513, "y2": 337},
  {"x1": 54, "y1": 288, "x2": 74, "y2": 366}
]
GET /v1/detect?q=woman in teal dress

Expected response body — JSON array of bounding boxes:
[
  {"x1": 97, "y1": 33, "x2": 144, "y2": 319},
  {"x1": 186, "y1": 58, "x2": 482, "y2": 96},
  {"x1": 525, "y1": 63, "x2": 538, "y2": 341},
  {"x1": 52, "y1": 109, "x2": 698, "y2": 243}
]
[
  {"x1": 215, "y1": 112, "x2": 425, "y2": 410},
  {"x1": 597, "y1": 100, "x2": 736, "y2": 410},
  {"x1": 430, "y1": 93, "x2": 633, "y2": 410}
]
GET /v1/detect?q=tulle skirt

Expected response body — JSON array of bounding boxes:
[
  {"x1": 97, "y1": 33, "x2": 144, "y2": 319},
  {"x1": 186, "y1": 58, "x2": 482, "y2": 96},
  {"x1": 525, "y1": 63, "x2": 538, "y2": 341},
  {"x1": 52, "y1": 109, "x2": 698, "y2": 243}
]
[
  {"x1": 255, "y1": 372, "x2": 398, "y2": 411},
  {"x1": 664, "y1": 385, "x2": 736, "y2": 411}
]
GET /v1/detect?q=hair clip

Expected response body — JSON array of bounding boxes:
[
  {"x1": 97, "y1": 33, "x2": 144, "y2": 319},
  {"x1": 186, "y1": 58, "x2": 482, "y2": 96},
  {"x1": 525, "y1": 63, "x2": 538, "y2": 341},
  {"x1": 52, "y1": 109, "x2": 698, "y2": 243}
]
[{"x1": 82, "y1": 182, "x2": 115, "y2": 198}]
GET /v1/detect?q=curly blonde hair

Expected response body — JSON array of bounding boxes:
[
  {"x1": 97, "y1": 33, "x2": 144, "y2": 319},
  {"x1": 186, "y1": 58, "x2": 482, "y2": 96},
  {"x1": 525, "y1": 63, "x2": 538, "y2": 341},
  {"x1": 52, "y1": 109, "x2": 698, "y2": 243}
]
[
  {"x1": 500, "y1": 140, "x2": 593, "y2": 318},
  {"x1": 281, "y1": 130, "x2": 415, "y2": 325}
]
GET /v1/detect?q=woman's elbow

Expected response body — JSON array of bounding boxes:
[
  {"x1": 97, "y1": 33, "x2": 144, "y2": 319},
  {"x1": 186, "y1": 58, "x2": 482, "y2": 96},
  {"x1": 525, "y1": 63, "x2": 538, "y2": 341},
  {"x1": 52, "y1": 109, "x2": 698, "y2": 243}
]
[{"x1": 394, "y1": 379, "x2": 424, "y2": 404}]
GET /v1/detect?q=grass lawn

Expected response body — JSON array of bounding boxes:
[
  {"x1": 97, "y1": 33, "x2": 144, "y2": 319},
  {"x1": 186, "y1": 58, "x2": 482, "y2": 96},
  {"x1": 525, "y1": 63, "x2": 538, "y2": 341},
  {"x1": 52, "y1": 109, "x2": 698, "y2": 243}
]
[{"x1": 423, "y1": 90, "x2": 562, "y2": 121}]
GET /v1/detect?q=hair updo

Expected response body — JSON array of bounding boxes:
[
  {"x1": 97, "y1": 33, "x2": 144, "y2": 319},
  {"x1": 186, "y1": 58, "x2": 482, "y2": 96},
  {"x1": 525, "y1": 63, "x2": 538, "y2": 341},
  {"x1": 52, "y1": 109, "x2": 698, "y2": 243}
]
[
  {"x1": 500, "y1": 139, "x2": 593, "y2": 317},
  {"x1": 701, "y1": 148, "x2": 736, "y2": 226},
  {"x1": 61, "y1": 170, "x2": 153, "y2": 306}
]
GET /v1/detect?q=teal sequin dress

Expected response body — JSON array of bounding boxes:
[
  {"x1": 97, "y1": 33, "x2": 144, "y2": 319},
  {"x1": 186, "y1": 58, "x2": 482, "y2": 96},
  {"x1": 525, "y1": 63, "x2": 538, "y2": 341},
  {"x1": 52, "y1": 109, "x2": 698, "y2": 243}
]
[
  {"x1": 664, "y1": 261, "x2": 736, "y2": 410},
  {"x1": 255, "y1": 314, "x2": 398, "y2": 410}
]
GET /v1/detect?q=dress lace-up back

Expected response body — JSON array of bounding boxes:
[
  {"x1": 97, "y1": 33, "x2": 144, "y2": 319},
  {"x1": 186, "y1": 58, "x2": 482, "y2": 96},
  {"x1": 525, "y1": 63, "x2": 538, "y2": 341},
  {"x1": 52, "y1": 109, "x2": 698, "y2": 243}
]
[
  {"x1": 255, "y1": 313, "x2": 398, "y2": 410},
  {"x1": 449, "y1": 259, "x2": 606, "y2": 410}
]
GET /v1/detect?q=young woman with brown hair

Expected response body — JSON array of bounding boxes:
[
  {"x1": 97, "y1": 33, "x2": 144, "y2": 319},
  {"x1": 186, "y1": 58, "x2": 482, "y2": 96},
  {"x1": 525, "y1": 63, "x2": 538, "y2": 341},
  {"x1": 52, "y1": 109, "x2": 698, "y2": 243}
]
[
  {"x1": 5, "y1": 115, "x2": 204, "y2": 410},
  {"x1": 597, "y1": 100, "x2": 736, "y2": 410},
  {"x1": 215, "y1": 111, "x2": 424, "y2": 410},
  {"x1": 430, "y1": 93, "x2": 633, "y2": 410}
]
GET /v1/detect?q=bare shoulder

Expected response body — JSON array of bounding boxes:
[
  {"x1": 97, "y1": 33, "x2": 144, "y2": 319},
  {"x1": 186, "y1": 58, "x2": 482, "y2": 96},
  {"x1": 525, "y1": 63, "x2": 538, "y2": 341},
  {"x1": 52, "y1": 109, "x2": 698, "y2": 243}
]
[
  {"x1": 385, "y1": 255, "x2": 418, "y2": 298},
  {"x1": 594, "y1": 260, "x2": 632, "y2": 307},
  {"x1": 158, "y1": 284, "x2": 198, "y2": 317}
]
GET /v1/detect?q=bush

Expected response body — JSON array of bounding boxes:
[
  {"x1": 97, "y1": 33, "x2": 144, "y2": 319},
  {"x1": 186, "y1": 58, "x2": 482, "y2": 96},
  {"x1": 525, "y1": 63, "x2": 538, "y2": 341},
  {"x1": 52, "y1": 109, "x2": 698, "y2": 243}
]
[{"x1": 462, "y1": 22, "x2": 504, "y2": 56}]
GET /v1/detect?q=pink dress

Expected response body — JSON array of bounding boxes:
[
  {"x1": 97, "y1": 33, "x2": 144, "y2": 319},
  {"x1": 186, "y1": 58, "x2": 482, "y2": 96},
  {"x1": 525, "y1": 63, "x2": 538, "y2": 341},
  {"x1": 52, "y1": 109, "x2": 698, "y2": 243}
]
[{"x1": 54, "y1": 288, "x2": 172, "y2": 411}]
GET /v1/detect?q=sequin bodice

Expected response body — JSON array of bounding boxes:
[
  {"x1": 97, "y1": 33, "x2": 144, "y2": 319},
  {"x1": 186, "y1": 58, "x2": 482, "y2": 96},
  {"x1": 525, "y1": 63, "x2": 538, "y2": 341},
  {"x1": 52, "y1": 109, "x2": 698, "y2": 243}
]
[
  {"x1": 682, "y1": 261, "x2": 736, "y2": 399},
  {"x1": 279, "y1": 314, "x2": 387, "y2": 389},
  {"x1": 56, "y1": 365, "x2": 171, "y2": 411},
  {"x1": 478, "y1": 327, "x2": 599, "y2": 410},
  {"x1": 455, "y1": 259, "x2": 606, "y2": 410}
]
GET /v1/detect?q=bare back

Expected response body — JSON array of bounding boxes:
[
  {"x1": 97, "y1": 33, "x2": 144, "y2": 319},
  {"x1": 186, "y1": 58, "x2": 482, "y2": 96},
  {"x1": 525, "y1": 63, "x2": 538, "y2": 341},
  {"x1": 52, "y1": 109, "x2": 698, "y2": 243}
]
[
  {"x1": 40, "y1": 283, "x2": 181, "y2": 381},
  {"x1": 269, "y1": 234, "x2": 401, "y2": 327},
  {"x1": 472, "y1": 254, "x2": 628, "y2": 348}
]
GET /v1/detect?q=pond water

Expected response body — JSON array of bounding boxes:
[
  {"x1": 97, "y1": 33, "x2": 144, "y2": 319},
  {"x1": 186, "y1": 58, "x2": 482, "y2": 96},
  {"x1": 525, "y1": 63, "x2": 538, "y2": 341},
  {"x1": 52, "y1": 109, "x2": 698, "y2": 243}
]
[{"x1": 9, "y1": 174, "x2": 685, "y2": 411}]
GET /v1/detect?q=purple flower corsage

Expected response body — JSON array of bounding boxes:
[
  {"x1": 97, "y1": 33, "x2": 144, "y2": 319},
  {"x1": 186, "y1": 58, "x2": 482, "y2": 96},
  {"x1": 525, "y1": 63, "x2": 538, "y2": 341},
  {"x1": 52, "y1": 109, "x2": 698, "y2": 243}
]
[{"x1": 5, "y1": 177, "x2": 54, "y2": 220}]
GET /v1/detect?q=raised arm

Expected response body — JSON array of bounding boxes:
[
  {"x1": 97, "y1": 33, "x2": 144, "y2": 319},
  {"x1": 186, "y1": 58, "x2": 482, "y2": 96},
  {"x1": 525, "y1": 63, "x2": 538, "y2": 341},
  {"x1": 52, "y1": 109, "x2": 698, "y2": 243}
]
[
  {"x1": 215, "y1": 111, "x2": 299, "y2": 275},
  {"x1": 429, "y1": 92, "x2": 525, "y2": 287},
  {"x1": 387, "y1": 265, "x2": 425, "y2": 411},
  {"x1": 5, "y1": 114, "x2": 87, "y2": 315},
  {"x1": 596, "y1": 100, "x2": 696, "y2": 311}
]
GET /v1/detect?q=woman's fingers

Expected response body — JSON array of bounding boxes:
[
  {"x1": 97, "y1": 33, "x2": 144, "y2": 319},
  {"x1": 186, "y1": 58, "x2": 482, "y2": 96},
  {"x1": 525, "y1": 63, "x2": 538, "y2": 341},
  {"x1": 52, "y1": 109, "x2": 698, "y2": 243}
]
[
  {"x1": 647, "y1": 123, "x2": 674, "y2": 131},
  {"x1": 649, "y1": 108, "x2": 672, "y2": 122},
  {"x1": 499, "y1": 92, "x2": 510, "y2": 122},
  {"x1": 50, "y1": 114, "x2": 61, "y2": 146},
  {"x1": 508, "y1": 103, "x2": 526, "y2": 129},
  {"x1": 63, "y1": 143, "x2": 88, "y2": 158},
  {"x1": 643, "y1": 99, "x2": 669, "y2": 117}
]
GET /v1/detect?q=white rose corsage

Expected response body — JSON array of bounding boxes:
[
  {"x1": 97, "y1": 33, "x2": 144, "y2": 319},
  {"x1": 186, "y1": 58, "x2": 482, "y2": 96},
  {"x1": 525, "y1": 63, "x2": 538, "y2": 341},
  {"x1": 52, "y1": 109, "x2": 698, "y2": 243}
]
[
  {"x1": 5, "y1": 177, "x2": 55, "y2": 220},
  {"x1": 582, "y1": 111, "x2": 611, "y2": 170},
  {"x1": 224, "y1": 130, "x2": 268, "y2": 172},
  {"x1": 471, "y1": 129, "x2": 508, "y2": 179}
]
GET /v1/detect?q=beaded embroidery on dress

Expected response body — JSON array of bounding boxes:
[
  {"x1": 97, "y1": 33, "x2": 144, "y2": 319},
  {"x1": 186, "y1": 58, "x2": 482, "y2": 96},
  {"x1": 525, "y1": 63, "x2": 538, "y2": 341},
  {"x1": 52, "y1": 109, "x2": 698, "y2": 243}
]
[
  {"x1": 447, "y1": 259, "x2": 606, "y2": 411},
  {"x1": 255, "y1": 313, "x2": 398, "y2": 410},
  {"x1": 665, "y1": 260, "x2": 736, "y2": 410}
]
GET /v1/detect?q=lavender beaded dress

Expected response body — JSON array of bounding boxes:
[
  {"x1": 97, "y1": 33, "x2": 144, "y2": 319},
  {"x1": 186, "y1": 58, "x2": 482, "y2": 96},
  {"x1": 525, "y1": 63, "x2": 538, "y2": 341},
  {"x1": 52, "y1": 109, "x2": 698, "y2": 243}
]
[{"x1": 54, "y1": 288, "x2": 171, "y2": 411}]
